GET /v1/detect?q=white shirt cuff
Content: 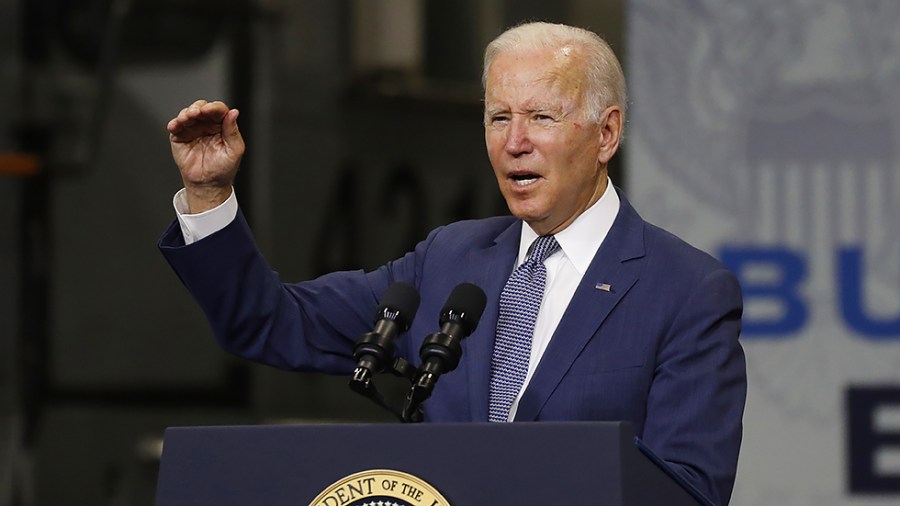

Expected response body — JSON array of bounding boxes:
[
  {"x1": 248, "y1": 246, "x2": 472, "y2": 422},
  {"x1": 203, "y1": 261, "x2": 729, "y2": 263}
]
[{"x1": 173, "y1": 188, "x2": 238, "y2": 245}]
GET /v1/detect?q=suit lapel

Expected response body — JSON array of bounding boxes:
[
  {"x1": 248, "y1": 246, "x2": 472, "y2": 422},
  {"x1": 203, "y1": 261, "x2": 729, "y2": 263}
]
[
  {"x1": 515, "y1": 195, "x2": 646, "y2": 421},
  {"x1": 463, "y1": 220, "x2": 521, "y2": 421}
]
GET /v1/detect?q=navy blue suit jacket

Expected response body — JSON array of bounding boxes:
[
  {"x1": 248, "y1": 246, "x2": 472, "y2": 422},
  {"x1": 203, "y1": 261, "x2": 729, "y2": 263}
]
[{"x1": 159, "y1": 190, "x2": 746, "y2": 506}]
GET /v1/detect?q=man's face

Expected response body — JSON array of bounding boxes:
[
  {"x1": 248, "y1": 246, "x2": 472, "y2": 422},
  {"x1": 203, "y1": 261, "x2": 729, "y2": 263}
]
[{"x1": 484, "y1": 46, "x2": 617, "y2": 236}]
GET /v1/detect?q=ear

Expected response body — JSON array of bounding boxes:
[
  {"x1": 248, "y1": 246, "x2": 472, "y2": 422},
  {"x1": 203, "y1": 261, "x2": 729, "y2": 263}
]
[{"x1": 596, "y1": 106, "x2": 623, "y2": 164}]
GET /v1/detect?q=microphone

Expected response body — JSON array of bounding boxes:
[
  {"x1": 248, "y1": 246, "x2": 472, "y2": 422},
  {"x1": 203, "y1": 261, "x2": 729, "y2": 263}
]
[
  {"x1": 351, "y1": 282, "x2": 420, "y2": 384},
  {"x1": 403, "y1": 283, "x2": 486, "y2": 421}
]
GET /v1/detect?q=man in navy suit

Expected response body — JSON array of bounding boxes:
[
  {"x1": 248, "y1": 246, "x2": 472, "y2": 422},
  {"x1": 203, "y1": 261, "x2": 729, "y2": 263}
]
[{"x1": 160, "y1": 22, "x2": 745, "y2": 506}]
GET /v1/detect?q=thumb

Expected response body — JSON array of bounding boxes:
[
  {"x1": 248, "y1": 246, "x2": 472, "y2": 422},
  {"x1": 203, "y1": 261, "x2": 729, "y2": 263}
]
[{"x1": 223, "y1": 108, "x2": 243, "y2": 145}]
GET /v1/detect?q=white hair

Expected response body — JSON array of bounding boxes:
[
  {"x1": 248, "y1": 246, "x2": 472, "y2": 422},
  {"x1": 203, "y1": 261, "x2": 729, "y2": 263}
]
[{"x1": 482, "y1": 22, "x2": 628, "y2": 122}]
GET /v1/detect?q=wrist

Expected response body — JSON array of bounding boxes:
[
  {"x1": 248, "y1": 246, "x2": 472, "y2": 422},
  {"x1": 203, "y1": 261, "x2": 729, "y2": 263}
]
[{"x1": 183, "y1": 184, "x2": 233, "y2": 214}]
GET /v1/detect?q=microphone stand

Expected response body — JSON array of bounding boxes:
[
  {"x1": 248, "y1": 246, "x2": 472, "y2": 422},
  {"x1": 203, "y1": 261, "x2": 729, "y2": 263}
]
[
  {"x1": 349, "y1": 356, "x2": 422, "y2": 422},
  {"x1": 400, "y1": 329, "x2": 462, "y2": 422},
  {"x1": 351, "y1": 331, "x2": 457, "y2": 423},
  {"x1": 347, "y1": 281, "x2": 424, "y2": 421},
  {"x1": 348, "y1": 282, "x2": 485, "y2": 423},
  {"x1": 400, "y1": 375, "x2": 430, "y2": 423}
]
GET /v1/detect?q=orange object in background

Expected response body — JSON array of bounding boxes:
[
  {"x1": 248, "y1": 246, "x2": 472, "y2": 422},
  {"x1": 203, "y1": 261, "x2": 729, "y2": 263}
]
[{"x1": 0, "y1": 153, "x2": 41, "y2": 176}]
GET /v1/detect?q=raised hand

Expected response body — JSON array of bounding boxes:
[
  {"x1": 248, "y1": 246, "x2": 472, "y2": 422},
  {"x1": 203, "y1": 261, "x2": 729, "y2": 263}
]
[{"x1": 167, "y1": 100, "x2": 245, "y2": 213}]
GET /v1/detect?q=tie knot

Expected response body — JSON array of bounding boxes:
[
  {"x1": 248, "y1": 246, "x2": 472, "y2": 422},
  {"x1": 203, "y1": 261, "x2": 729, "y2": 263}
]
[{"x1": 527, "y1": 235, "x2": 560, "y2": 264}]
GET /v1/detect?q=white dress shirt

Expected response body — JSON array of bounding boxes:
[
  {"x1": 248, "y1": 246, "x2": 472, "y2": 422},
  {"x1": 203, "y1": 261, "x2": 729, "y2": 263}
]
[
  {"x1": 505, "y1": 179, "x2": 620, "y2": 420},
  {"x1": 173, "y1": 187, "x2": 238, "y2": 245},
  {"x1": 173, "y1": 178, "x2": 621, "y2": 420}
]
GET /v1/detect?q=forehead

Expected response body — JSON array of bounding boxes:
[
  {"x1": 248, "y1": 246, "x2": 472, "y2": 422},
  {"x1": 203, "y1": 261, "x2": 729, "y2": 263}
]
[{"x1": 485, "y1": 46, "x2": 585, "y2": 107}]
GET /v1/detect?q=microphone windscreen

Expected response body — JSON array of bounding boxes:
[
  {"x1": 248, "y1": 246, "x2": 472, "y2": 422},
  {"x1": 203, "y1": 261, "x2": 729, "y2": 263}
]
[
  {"x1": 375, "y1": 282, "x2": 421, "y2": 329},
  {"x1": 440, "y1": 283, "x2": 487, "y2": 333}
]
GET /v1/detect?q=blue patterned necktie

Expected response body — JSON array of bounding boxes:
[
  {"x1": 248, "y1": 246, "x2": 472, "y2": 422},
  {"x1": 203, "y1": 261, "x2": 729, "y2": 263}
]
[{"x1": 489, "y1": 234, "x2": 561, "y2": 422}]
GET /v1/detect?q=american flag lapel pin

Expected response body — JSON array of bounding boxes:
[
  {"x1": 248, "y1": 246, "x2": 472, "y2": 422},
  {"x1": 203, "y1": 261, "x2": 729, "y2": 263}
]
[{"x1": 595, "y1": 282, "x2": 612, "y2": 292}]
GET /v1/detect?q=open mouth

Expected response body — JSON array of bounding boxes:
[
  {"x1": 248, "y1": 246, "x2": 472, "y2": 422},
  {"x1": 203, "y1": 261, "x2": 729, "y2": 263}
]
[{"x1": 509, "y1": 172, "x2": 542, "y2": 186}]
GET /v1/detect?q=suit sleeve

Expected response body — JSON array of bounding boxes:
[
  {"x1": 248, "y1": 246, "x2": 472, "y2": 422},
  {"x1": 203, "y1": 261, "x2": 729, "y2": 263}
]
[
  {"x1": 158, "y1": 210, "x2": 427, "y2": 373},
  {"x1": 641, "y1": 267, "x2": 746, "y2": 506}
]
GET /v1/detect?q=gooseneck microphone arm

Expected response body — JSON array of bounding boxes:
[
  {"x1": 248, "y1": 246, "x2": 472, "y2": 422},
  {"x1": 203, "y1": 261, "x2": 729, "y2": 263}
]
[
  {"x1": 349, "y1": 283, "x2": 420, "y2": 420},
  {"x1": 347, "y1": 282, "x2": 487, "y2": 423},
  {"x1": 402, "y1": 283, "x2": 487, "y2": 423}
]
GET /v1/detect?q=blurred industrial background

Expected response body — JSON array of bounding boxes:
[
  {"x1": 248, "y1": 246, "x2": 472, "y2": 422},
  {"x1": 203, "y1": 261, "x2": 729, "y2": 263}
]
[
  {"x1": 0, "y1": 1, "x2": 624, "y2": 504},
  {"x1": 3, "y1": 1, "x2": 900, "y2": 505}
]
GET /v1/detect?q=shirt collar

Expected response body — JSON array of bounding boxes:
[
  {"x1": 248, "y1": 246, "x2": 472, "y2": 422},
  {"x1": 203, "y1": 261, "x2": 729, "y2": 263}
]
[{"x1": 517, "y1": 177, "x2": 621, "y2": 274}]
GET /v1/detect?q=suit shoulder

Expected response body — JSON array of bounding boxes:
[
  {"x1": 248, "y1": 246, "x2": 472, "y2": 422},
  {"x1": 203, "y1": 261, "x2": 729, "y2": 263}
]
[
  {"x1": 430, "y1": 215, "x2": 518, "y2": 246},
  {"x1": 641, "y1": 220, "x2": 732, "y2": 277}
]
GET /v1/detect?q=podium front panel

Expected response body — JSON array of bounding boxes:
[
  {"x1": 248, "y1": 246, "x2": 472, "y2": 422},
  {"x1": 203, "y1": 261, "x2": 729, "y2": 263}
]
[{"x1": 155, "y1": 422, "x2": 700, "y2": 505}]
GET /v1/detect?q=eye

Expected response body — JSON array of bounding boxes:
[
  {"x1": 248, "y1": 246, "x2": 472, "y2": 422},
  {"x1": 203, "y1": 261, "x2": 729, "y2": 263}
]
[
  {"x1": 533, "y1": 113, "x2": 555, "y2": 123},
  {"x1": 489, "y1": 114, "x2": 510, "y2": 126}
]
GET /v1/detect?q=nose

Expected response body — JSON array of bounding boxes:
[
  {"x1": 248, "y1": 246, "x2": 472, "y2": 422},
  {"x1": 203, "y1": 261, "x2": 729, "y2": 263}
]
[{"x1": 504, "y1": 117, "x2": 533, "y2": 157}]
